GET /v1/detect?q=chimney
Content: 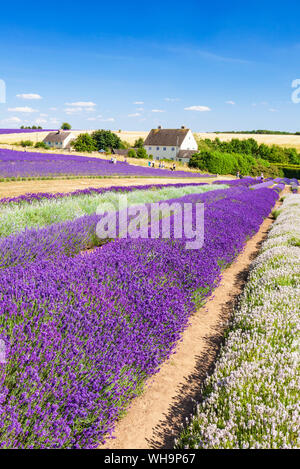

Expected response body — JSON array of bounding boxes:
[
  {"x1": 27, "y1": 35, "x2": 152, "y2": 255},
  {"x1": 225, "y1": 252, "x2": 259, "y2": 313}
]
[
  {"x1": 158, "y1": 125, "x2": 162, "y2": 129},
  {"x1": 181, "y1": 125, "x2": 185, "y2": 129}
]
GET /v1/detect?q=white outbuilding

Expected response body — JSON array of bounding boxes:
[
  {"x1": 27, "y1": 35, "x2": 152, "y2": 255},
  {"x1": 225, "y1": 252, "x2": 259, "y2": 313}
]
[
  {"x1": 143, "y1": 126, "x2": 198, "y2": 161},
  {"x1": 43, "y1": 130, "x2": 75, "y2": 149}
]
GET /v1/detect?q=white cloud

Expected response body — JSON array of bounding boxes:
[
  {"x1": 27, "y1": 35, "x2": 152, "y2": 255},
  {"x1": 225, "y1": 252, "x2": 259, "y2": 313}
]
[
  {"x1": 49, "y1": 117, "x2": 59, "y2": 125},
  {"x1": 40, "y1": 113, "x2": 48, "y2": 117},
  {"x1": 49, "y1": 107, "x2": 58, "y2": 111},
  {"x1": 1, "y1": 116, "x2": 22, "y2": 124},
  {"x1": 8, "y1": 106, "x2": 38, "y2": 113},
  {"x1": 87, "y1": 114, "x2": 104, "y2": 121},
  {"x1": 269, "y1": 108, "x2": 279, "y2": 112},
  {"x1": 65, "y1": 107, "x2": 80, "y2": 115},
  {"x1": 128, "y1": 113, "x2": 141, "y2": 117},
  {"x1": 65, "y1": 105, "x2": 96, "y2": 114},
  {"x1": 133, "y1": 101, "x2": 144, "y2": 105},
  {"x1": 184, "y1": 105, "x2": 211, "y2": 112},
  {"x1": 151, "y1": 109, "x2": 165, "y2": 113},
  {"x1": 225, "y1": 100, "x2": 235, "y2": 105},
  {"x1": 35, "y1": 118, "x2": 47, "y2": 125},
  {"x1": 16, "y1": 93, "x2": 42, "y2": 100},
  {"x1": 100, "y1": 117, "x2": 115, "y2": 122},
  {"x1": 65, "y1": 101, "x2": 96, "y2": 107},
  {"x1": 136, "y1": 107, "x2": 144, "y2": 111},
  {"x1": 164, "y1": 97, "x2": 180, "y2": 102}
]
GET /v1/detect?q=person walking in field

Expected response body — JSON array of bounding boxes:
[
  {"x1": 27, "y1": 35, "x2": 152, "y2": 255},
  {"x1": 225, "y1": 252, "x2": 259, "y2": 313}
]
[
  {"x1": 260, "y1": 172, "x2": 264, "y2": 182},
  {"x1": 236, "y1": 171, "x2": 240, "y2": 179}
]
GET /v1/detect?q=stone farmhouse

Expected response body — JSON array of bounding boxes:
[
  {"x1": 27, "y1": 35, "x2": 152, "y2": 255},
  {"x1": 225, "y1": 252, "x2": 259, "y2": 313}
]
[{"x1": 143, "y1": 126, "x2": 198, "y2": 162}]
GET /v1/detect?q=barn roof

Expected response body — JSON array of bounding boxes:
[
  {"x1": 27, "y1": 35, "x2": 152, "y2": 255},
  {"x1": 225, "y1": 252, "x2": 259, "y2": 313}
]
[
  {"x1": 144, "y1": 128, "x2": 190, "y2": 146},
  {"x1": 177, "y1": 149, "x2": 197, "y2": 159},
  {"x1": 43, "y1": 131, "x2": 72, "y2": 143}
]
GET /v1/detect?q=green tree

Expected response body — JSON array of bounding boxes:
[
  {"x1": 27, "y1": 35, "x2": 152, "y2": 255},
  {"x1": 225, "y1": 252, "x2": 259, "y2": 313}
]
[
  {"x1": 119, "y1": 140, "x2": 131, "y2": 149},
  {"x1": 61, "y1": 122, "x2": 72, "y2": 130},
  {"x1": 71, "y1": 133, "x2": 96, "y2": 153},
  {"x1": 134, "y1": 137, "x2": 144, "y2": 148},
  {"x1": 92, "y1": 130, "x2": 122, "y2": 151}
]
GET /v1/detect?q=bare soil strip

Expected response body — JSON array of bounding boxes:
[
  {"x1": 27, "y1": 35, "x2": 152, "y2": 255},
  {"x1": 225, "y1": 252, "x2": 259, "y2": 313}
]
[
  {"x1": 0, "y1": 177, "x2": 228, "y2": 199},
  {"x1": 101, "y1": 193, "x2": 284, "y2": 450}
]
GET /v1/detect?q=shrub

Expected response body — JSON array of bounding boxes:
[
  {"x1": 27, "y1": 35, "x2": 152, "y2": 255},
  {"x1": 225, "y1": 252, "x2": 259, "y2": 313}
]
[
  {"x1": 34, "y1": 142, "x2": 49, "y2": 149},
  {"x1": 196, "y1": 137, "x2": 300, "y2": 165},
  {"x1": 136, "y1": 147, "x2": 148, "y2": 159},
  {"x1": 127, "y1": 149, "x2": 137, "y2": 158},
  {"x1": 189, "y1": 150, "x2": 282, "y2": 177},
  {"x1": 71, "y1": 133, "x2": 96, "y2": 153},
  {"x1": 279, "y1": 166, "x2": 300, "y2": 179},
  {"x1": 20, "y1": 140, "x2": 34, "y2": 147}
]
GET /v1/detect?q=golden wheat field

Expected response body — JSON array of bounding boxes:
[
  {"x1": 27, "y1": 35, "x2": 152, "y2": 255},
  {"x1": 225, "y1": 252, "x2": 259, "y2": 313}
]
[{"x1": 1, "y1": 129, "x2": 300, "y2": 150}]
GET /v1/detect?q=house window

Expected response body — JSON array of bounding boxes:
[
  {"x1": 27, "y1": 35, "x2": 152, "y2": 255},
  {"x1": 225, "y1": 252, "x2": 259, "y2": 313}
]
[
  {"x1": 163, "y1": 147, "x2": 166, "y2": 151},
  {"x1": 171, "y1": 147, "x2": 175, "y2": 151},
  {"x1": 156, "y1": 147, "x2": 159, "y2": 150},
  {"x1": 149, "y1": 147, "x2": 151, "y2": 150}
]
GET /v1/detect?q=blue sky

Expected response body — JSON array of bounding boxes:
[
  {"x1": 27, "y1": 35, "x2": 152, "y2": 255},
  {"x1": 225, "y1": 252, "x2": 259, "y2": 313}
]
[{"x1": 1, "y1": 0, "x2": 300, "y2": 131}]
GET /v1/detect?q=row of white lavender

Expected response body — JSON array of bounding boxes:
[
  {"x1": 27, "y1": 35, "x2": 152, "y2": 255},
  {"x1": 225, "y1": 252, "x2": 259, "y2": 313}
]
[{"x1": 175, "y1": 194, "x2": 300, "y2": 449}]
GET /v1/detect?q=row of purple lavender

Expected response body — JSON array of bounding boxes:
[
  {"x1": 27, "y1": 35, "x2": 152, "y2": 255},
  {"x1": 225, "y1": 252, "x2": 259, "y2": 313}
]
[
  {"x1": 0, "y1": 184, "x2": 279, "y2": 448},
  {"x1": 0, "y1": 149, "x2": 212, "y2": 179},
  {"x1": 0, "y1": 129, "x2": 53, "y2": 135}
]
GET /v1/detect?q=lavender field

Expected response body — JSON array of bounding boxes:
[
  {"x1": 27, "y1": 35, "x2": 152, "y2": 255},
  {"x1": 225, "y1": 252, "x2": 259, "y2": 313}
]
[
  {"x1": 0, "y1": 181, "x2": 281, "y2": 448},
  {"x1": 0, "y1": 129, "x2": 53, "y2": 135},
  {"x1": 0, "y1": 149, "x2": 212, "y2": 179}
]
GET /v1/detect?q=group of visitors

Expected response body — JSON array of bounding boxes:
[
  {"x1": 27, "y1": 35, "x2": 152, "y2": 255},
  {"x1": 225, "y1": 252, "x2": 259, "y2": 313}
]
[
  {"x1": 110, "y1": 157, "x2": 117, "y2": 164},
  {"x1": 236, "y1": 171, "x2": 264, "y2": 182},
  {"x1": 147, "y1": 160, "x2": 176, "y2": 170}
]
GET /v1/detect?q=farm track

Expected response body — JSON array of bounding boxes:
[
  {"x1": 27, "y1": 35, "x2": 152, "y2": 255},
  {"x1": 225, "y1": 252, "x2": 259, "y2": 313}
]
[
  {"x1": 0, "y1": 177, "x2": 227, "y2": 198},
  {"x1": 100, "y1": 189, "x2": 287, "y2": 450}
]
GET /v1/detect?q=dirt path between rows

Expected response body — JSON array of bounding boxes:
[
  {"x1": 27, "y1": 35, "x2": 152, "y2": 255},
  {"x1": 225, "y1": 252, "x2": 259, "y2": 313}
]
[
  {"x1": 100, "y1": 191, "x2": 286, "y2": 450},
  {"x1": 0, "y1": 176, "x2": 229, "y2": 199}
]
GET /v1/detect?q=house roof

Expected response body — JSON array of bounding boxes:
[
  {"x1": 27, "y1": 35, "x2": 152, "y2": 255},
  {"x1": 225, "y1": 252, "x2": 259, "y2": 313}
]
[
  {"x1": 112, "y1": 148, "x2": 130, "y2": 155},
  {"x1": 43, "y1": 131, "x2": 72, "y2": 143},
  {"x1": 144, "y1": 128, "x2": 190, "y2": 147},
  {"x1": 177, "y1": 149, "x2": 197, "y2": 159}
]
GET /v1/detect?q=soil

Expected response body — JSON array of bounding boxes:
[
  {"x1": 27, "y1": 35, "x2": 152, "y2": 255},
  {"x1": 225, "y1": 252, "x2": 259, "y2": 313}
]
[{"x1": 0, "y1": 177, "x2": 227, "y2": 199}]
